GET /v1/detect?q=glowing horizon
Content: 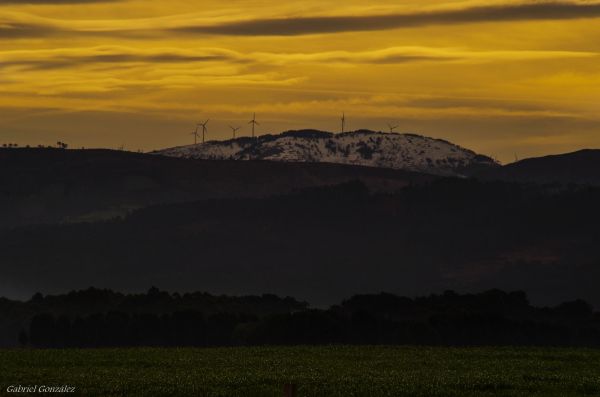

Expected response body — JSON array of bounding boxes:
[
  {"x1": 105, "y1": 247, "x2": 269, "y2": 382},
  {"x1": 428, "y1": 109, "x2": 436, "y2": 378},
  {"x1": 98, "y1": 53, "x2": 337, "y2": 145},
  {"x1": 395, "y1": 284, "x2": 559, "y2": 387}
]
[{"x1": 1, "y1": 0, "x2": 600, "y2": 163}]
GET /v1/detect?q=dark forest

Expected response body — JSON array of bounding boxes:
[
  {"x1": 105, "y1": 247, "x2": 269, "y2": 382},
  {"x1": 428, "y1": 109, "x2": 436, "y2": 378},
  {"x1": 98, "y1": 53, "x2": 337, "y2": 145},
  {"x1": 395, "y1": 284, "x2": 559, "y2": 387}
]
[{"x1": 7, "y1": 288, "x2": 600, "y2": 348}]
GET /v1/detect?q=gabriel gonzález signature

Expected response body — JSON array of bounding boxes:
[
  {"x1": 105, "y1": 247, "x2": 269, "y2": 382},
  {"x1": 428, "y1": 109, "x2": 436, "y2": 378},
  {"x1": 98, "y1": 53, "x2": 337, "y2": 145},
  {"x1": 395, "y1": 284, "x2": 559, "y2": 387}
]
[{"x1": 6, "y1": 385, "x2": 76, "y2": 393}]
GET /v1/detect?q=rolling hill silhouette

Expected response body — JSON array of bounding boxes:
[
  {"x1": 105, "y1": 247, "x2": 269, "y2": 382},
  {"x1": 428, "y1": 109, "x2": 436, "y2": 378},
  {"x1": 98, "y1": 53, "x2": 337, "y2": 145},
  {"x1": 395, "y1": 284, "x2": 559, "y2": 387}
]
[
  {"x1": 477, "y1": 149, "x2": 600, "y2": 185},
  {"x1": 0, "y1": 148, "x2": 431, "y2": 229},
  {"x1": 1, "y1": 147, "x2": 600, "y2": 310}
]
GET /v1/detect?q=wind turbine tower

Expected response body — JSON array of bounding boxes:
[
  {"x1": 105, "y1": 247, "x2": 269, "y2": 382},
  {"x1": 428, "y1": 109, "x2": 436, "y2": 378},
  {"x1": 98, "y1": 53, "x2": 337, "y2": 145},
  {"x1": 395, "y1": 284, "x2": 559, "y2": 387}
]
[
  {"x1": 341, "y1": 112, "x2": 346, "y2": 133},
  {"x1": 249, "y1": 113, "x2": 259, "y2": 138},
  {"x1": 199, "y1": 119, "x2": 209, "y2": 143},
  {"x1": 387, "y1": 123, "x2": 399, "y2": 133},
  {"x1": 230, "y1": 125, "x2": 240, "y2": 139},
  {"x1": 191, "y1": 124, "x2": 201, "y2": 145}
]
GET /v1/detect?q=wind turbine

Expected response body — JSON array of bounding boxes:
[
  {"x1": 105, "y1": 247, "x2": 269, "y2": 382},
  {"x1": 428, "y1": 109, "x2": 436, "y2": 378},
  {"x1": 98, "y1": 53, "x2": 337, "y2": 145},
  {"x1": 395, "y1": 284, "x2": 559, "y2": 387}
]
[
  {"x1": 198, "y1": 119, "x2": 209, "y2": 143},
  {"x1": 191, "y1": 124, "x2": 201, "y2": 145},
  {"x1": 229, "y1": 125, "x2": 240, "y2": 139},
  {"x1": 248, "y1": 113, "x2": 259, "y2": 138},
  {"x1": 341, "y1": 112, "x2": 346, "y2": 133},
  {"x1": 387, "y1": 123, "x2": 399, "y2": 133}
]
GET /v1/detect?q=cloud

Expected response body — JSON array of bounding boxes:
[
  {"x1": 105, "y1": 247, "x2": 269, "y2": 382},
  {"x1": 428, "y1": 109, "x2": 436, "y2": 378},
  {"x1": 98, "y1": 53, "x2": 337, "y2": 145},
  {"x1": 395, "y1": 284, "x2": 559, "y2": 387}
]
[
  {"x1": 4, "y1": 2, "x2": 600, "y2": 39},
  {"x1": 0, "y1": 21, "x2": 58, "y2": 38},
  {"x1": 1, "y1": 45, "x2": 595, "y2": 74},
  {"x1": 0, "y1": 46, "x2": 301, "y2": 95},
  {"x1": 171, "y1": 2, "x2": 600, "y2": 36},
  {"x1": 0, "y1": 46, "x2": 241, "y2": 71},
  {"x1": 256, "y1": 47, "x2": 597, "y2": 65},
  {"x1": 0, "y1": 12, "x2": 63, "y2": 38}
]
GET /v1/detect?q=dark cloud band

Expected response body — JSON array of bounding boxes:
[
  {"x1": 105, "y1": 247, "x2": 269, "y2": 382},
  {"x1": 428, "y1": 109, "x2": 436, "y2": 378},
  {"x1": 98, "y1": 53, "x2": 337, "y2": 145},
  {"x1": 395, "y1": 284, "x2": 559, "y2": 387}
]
[
  {"x1": 0, "y1": 22, "x2": 59, "y2": 38},
  {"x1": 0, "y1": 52, "x2": 234, "y2": 71},
  {"x1": 173, "y1": 2, "x2": 600, "y2": 36},
  {"x1": 3, "y1": 1, "x2": 600, "y2": 40}
]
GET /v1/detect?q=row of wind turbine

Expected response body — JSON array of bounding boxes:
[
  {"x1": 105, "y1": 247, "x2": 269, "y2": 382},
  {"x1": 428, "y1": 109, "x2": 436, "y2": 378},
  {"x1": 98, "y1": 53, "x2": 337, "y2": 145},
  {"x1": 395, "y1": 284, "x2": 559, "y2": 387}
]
[
  {"x1": 190, "y1": 114, "x2": 259, "y2": 144},
  {"x1": 190, "y1": 119, "x2": 209, "y2": 144},
  {"x1": 191, "y1": 113, "x2": 400, "y2": 145}
]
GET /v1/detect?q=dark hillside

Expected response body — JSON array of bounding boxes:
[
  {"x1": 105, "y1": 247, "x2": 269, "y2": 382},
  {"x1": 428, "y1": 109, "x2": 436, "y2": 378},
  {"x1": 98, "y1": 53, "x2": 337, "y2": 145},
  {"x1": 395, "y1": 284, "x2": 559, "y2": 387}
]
[
  {"x1": 1, "y1": 179, "x2": 599, "y2": 308},
  {"x1": 476, "y1": 149, "x2": 600, "y2": 185},
  {"x1": 0, "y1": 148, "x2": 430, "y2": 229}
]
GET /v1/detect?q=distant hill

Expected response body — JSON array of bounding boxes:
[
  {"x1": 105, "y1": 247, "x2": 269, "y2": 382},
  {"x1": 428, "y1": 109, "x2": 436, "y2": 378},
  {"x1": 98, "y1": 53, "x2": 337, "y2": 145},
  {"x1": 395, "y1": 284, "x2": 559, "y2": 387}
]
[
  {"x1": 477, "y1": 149, "x2": 600, "y2": 185},
  {"x1": 2, "y1": 179, "x2": 599, "y2": 309},
  {"x1": 3, "y1": 146, "x2": 600, "y2": 316},
  {"x1": 153, "y1": 130, "x2": 498, "y2": 177},
  {"x1": 0, "y1": 148, "x2": 432, "y2": 229}
]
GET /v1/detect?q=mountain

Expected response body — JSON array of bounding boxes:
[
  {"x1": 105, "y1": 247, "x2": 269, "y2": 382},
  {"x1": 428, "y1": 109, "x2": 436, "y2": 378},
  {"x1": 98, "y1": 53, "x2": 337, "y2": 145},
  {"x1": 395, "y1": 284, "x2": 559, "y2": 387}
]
[
  {"x1": 476, "y1": 149, "x2": 600, "y2": 186},
  {"x1": 153, "y1": 130, "x2": 498, "y2": 176},
  {"x1": 0, "y1": 148, "x2": 432, "y2": 229}
]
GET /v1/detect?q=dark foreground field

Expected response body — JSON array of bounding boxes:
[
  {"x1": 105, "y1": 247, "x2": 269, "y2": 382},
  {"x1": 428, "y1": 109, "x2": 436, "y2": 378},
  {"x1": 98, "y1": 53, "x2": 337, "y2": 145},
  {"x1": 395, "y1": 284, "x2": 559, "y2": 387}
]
[{"x1": 1, "y1": 346, "x2": 599, "y2": 397}]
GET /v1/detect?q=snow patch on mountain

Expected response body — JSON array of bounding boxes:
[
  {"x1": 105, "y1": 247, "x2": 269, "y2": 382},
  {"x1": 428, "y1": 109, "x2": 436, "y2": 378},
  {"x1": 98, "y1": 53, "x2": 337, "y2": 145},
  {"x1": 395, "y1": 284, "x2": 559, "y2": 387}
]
[{"x1": 153, "y1": 130, "x2": 497, "y2": 176}]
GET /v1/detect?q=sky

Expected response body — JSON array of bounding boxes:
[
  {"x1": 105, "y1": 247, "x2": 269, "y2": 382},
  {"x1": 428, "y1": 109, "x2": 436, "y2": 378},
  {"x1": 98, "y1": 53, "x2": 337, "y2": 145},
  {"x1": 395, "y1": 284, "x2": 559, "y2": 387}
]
[{"x1": 1, "y1": 0, "x2": 599, "y2": 162}]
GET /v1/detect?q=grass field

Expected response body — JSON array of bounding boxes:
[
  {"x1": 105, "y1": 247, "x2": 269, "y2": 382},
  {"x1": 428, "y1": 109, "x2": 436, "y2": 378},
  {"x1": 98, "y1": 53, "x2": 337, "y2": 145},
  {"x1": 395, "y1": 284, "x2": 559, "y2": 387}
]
[{"x1": 1, "y1": 346, "x2": 600, "y2": 396}]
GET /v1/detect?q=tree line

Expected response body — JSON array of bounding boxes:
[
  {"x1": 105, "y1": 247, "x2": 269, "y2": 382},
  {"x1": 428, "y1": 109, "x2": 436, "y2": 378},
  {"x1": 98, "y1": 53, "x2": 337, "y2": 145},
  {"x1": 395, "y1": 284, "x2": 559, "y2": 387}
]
[{"x1": 15, "y1": 288, "x2": 600, "y2": 348}]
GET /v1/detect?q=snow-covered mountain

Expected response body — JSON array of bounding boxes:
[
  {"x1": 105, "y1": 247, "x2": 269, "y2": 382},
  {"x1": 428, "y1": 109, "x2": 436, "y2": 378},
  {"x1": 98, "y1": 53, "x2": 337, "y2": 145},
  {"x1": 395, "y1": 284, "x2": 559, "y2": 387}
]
[{"x1": 153, "y1": 130, "x2": 498, "y2": 176}]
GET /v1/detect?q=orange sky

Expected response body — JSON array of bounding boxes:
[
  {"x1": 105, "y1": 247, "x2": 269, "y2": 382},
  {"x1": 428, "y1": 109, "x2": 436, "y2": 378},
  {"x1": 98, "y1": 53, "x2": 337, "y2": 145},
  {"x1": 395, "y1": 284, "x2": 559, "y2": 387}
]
[{"x1": 1, "y1": 0, "x2": 599, "y2": 162}]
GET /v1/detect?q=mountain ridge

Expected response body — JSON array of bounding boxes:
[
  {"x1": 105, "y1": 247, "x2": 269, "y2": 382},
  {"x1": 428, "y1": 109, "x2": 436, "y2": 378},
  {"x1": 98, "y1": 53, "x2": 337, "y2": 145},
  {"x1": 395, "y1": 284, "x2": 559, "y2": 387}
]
[{"x1": 476, "y1": 149, "x2": 600, "y2": 185}]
